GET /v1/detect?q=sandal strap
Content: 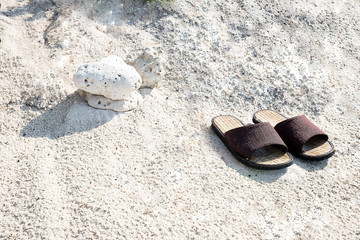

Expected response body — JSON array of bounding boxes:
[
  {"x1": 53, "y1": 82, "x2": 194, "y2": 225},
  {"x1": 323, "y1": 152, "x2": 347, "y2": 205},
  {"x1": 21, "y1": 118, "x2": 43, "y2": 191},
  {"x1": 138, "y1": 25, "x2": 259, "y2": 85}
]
[
  {"x1": 225, "y1": 122, "x2": 288, "y2": 159},
  {"x1": 274, "y1": 115, "x2": 328, "y2": 152}
]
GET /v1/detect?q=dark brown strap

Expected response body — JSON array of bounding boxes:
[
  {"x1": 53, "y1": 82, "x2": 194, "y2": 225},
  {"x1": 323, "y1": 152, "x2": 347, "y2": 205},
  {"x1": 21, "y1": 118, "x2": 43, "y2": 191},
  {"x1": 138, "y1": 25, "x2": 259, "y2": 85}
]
[
  {"x1": 225, "y1": 122, "x2": 288, "y2": 159},
  {"x1": 274, "y1": 115, "x2": 328, "y2": 152}
]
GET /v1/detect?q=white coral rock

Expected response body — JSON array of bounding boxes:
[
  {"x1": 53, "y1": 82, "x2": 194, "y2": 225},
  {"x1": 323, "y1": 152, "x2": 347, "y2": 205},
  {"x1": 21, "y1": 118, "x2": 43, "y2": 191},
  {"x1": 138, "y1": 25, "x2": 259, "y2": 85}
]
[
  {"x1": 85, "y1": 91, "x2": 143, "y2": 112},
  {"x1": 132, "y1": 48, "x2": 165, "y2": 88},
  {"x1": 74, "y1": 55, "x2": 142, "y2": 100}
]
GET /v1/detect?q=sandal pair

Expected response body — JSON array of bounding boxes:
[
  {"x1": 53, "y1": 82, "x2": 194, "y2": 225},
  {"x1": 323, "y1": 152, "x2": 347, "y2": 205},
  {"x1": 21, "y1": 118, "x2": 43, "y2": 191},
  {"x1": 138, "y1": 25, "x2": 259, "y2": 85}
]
[{"x1": 212, "y1": 110, "x2": 335, "y2": 170}]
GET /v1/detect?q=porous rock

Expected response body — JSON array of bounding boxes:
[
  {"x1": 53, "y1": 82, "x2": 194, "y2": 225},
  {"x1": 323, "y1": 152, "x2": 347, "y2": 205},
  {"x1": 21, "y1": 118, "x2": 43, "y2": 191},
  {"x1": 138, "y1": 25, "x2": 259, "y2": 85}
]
[
  {"x1": 132, "y1": 48, "x2": 165, "y2": 88},
  {"x1": 84, "y1": 91, "x2": 143, "y2": 112},
  {"x1": 74, "y1": 55, "x2": 142, "y2": 100}
]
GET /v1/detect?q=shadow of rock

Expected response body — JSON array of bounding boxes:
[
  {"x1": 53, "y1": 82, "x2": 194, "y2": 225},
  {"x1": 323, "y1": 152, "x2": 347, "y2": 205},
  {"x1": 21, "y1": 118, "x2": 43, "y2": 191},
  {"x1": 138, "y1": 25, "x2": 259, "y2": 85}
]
[
  {"x1": 1, "y1": 0, "x2": 56, "y2": 21},
  {"x1": 138, "y1": 87, "x2": 153, "y2": 97},
  {"x1": 206, "y1": 128, "x2": 287, "y2": 183},
  {"x1": 21, "y1": 92, "x2": 118, "y2": 139},
  {"x1": 86, "y1": 0, "x2": 158, "y2": 23}
]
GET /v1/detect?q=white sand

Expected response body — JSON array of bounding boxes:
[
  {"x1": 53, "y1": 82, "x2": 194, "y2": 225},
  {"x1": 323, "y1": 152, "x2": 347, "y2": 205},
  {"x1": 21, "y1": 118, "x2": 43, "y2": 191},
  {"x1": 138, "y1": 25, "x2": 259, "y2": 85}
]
[{"x1": 0, "y1": 0, "x2": 359, "y2": 239}]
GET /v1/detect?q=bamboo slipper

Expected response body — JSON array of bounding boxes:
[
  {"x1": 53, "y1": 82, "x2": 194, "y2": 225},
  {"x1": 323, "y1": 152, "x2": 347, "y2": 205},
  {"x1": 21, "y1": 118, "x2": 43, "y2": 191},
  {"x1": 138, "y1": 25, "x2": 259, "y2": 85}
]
[
  {"x1": 211, "y1": 115, "x2": 293, "y2": 170},
  {"x1": 253, "y1": 110, "x2": 335, "y2": 160}
]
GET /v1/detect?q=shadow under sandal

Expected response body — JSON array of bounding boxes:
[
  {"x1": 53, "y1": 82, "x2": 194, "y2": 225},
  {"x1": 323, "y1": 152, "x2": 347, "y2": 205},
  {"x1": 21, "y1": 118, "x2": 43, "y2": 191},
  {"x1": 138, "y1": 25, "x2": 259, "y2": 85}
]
[
  {"x1": 212, "y1": 115, "x2": 293, "y2": 170},
  {"x1": 253, "y1": 110, "x2": 335, "y2": 160}
]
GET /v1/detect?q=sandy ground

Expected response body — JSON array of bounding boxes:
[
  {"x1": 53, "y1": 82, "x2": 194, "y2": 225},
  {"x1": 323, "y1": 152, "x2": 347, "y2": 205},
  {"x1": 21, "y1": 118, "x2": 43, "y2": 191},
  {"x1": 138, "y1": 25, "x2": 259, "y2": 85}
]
[{"x1": 0, "y1": 0, "x2": 359, "y2": 239}]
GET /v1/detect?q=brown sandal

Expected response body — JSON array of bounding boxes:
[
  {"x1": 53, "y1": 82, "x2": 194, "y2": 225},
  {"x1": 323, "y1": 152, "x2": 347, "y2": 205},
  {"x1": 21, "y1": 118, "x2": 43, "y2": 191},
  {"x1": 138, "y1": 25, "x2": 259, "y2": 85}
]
[
  {"x1": 253, "y1": 110, "x2": 335, "y2": 160},
  {"x1": 212, "y1": 115, "x2": 293, "y2": 170}
]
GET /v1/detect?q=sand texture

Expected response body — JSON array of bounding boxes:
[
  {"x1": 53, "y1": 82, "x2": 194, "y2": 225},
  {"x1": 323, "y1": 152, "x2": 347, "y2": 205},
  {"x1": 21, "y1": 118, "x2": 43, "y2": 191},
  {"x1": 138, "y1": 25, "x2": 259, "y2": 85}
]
[{"x1": 0, "y1": 0, "x2": 359, "y2": 239}]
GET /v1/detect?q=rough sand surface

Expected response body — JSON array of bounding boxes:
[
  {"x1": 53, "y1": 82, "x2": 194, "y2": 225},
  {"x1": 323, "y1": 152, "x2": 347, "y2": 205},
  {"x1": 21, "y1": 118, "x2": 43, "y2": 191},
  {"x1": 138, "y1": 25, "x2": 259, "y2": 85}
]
[{"x1": 0, "y1": 0, "x2": 359, "y2": 239}]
